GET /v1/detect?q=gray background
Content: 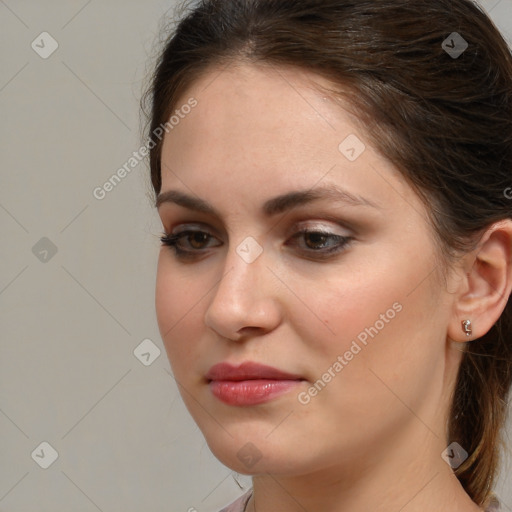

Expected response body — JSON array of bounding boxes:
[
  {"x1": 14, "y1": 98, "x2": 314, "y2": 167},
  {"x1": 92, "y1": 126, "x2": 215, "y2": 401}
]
[{"x1": 0, "y1": 1, "x2": 511, "y2": 511}]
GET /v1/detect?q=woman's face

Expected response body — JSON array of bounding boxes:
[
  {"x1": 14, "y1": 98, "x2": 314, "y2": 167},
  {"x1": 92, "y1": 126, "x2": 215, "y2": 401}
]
[{"x1": 155, "y1": 62, "x2": 461, "y2": 476}]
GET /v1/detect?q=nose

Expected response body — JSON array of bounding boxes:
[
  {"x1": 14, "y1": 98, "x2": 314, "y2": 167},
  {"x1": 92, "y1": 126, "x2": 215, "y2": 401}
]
[{"x1": 203, "y1": 241, "x2": 282, "y2": 341}]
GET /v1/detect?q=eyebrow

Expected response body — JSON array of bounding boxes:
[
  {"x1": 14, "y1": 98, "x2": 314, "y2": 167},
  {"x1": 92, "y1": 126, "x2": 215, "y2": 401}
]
[{"x1": 155, "y1": 184, "x2": 382, "y2": 216}]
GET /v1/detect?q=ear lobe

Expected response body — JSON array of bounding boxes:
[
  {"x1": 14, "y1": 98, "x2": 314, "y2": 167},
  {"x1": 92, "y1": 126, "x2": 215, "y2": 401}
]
[{"x1": 448, "y1": 220, "x2": 512, "y2": 343}]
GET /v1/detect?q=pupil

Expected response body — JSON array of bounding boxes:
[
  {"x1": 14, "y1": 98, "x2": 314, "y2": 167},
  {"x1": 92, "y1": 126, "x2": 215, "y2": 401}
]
[
  {"x1": 307, "y1": 232, "x2": 327, "y2": 248},
  {"x1": 190, "y1": 233, "x2": 207, "y2": 248}
]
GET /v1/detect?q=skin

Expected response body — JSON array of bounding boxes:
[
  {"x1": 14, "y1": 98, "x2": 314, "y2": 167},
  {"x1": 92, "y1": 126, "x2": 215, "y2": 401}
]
[{"x1": 155, "y1": 61, "x2": 512, "y2": 512}]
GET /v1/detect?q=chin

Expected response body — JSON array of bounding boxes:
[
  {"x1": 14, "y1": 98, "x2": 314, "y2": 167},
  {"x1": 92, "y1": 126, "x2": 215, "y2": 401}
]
[{"x1": 202, "y1": 430, "x2": 310, "y2": 475}]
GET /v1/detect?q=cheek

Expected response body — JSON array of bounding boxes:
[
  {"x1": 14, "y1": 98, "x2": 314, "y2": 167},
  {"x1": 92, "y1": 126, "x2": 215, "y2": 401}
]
[
  {"x1": 287, "y1": 249, "x2": 443, "y2": 387},
  {"x1": 285, "y1": 263, "x2": 404, "y2": 357},
  {"x1": 155, "y1": 254, "x2": 206, "y2": 376}
]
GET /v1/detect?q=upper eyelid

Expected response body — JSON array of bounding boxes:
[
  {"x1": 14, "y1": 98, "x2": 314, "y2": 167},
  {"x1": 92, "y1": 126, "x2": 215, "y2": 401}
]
[{"x1": 168, "y1": 219, "x2": 352, "y2": 236}]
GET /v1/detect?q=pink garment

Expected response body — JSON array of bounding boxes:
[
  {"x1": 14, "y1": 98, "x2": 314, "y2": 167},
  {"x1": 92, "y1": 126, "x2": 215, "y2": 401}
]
[
  {"x1": 217, "y1": 489, "x2": 501, "y2": 511},
  {"x1": 218, "y1": 489, "x2": 252, "y2": 512},
  {"x1": 485, "y1": 496, "x2": 502, "y2": 511}
]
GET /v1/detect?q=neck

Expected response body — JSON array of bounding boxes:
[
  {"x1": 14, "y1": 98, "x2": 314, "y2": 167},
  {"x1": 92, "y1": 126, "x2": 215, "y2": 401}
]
[{"x1": 245, "y1": 422, "x2": 482, "y2": 512}]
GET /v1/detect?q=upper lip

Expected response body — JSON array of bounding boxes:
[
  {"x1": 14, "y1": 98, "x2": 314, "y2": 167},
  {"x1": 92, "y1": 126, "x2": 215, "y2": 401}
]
[{"x1": 206, "y1": 361, "x2": 304, "y2": 381}]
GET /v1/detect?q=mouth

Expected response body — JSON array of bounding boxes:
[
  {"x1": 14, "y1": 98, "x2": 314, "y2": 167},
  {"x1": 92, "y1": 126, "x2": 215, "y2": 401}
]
[{"x1": 205, "y1": 361, "x2": 306, "y2": 406}]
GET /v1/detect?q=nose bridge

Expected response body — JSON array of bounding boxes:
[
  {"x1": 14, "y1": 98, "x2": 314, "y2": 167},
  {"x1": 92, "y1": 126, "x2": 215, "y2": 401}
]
[
  {"x1": 215, "y1": 235, "x2": 266, "y2": 303},
  {"x1": 204, "y1": 235, "x2": 280, "y2": 338}
]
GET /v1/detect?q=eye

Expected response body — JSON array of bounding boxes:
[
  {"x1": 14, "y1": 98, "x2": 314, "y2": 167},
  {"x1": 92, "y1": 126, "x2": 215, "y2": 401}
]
[
  {"x1": 159, "y1": 225, "x2": 353, "y2": 261},
  {"x1": 286, "y1": 228, "x2": 353, "y2": 257},
  {"x1": 160, "y1": 229, "x2": 221, "y2": 259}
]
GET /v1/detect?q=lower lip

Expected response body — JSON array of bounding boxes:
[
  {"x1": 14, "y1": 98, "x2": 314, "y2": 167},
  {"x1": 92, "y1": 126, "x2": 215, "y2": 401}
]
[{"x1": 209, "y1": 379, "x2": 303, "y2": 406}]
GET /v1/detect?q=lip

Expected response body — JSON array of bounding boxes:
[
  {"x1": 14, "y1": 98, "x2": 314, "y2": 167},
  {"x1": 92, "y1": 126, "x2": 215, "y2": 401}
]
[
  {"x1": 206, "y1": 361, "x2": 304, "y2": 381},
  {"x1": 206, "y1": 361, "x2": 305, "y2": 406}
]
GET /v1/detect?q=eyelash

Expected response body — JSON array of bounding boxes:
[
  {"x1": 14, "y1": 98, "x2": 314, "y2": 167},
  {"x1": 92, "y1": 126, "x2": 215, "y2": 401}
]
[{"x1": 159, "y1": 228, "x2": 353, "y2": 260}]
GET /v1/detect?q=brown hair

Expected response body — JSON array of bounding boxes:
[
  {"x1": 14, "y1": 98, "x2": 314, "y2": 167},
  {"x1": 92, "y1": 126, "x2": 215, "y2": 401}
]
[{"x1": 143, "y1": 0, "x2": 512, "y2": 507}]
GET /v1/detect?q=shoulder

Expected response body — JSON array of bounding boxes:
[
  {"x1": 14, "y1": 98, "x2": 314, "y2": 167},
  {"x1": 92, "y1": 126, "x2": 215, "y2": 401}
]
[
  {"x1": 484, "y1": 494, "x2": 501, "y2": 512},
  {"x1": 217, "y1": 489, "x2": 253, "y2": 512},
  {"x1": 215, "y1": 490, "x2": 501, "y2": 512}
]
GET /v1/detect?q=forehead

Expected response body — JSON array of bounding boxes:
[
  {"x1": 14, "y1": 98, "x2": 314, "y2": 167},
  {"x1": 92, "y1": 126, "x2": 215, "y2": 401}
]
[
  {"x1": 161, "y1": 61, "x2": 354, "y2": 157},
  {"x1": 158, "y1": 61, "x2": 416, "y2": 219}
]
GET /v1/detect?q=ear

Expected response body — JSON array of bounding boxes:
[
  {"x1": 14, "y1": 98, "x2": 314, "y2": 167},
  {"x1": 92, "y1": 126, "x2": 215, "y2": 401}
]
[{"x1": 448, "y1": 219, "x2": 512, "y2": 343}]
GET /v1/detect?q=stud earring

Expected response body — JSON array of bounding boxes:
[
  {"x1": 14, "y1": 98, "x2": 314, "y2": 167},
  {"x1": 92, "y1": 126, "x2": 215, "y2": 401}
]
[{"x1": 461, "y1": 319, "x2": 472, "y2": 337}]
